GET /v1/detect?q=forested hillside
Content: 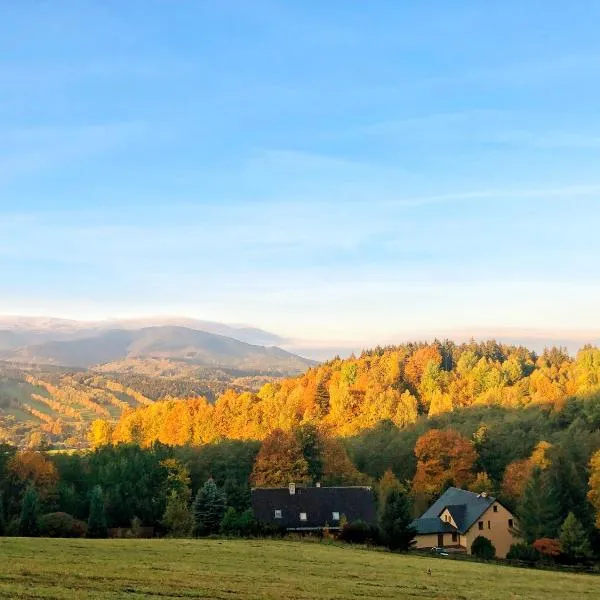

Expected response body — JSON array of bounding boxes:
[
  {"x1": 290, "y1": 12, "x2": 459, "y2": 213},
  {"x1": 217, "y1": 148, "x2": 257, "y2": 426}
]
[
  {"x1": 0, "y1": 364, "x2": 287, "y2": 447},
  {"x1": 103, "y1": 340, "x2": 600, "y2": 444},
  {"x1": 90, "y1": 340, "x2": 600, "y2": 540}
]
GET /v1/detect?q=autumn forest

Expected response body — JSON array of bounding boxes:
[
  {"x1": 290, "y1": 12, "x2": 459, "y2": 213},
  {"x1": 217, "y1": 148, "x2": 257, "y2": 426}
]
[{"x1": 1, "y1": 340, "x2": 600, "y2": 561}]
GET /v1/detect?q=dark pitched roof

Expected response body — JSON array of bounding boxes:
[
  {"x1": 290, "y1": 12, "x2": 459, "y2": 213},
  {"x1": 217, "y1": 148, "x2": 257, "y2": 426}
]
[
  {"x1": 417, "y1": 487, "x2": 495, "y2": 534},
  {"x1": 410, "y1": 517, "x2": 456, "y2": 535},
  {"x1": 445, "y1": 504, "x2": 467, "y2": 528},
  {"x1": 251, "y1": 486, "x2": 376, "y2": 530}
]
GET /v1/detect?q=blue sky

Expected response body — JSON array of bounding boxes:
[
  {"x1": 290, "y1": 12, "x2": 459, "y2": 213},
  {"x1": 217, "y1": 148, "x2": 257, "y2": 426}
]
[{"x1": 2, "y1": 1, "x2": 600, "y2": 350}]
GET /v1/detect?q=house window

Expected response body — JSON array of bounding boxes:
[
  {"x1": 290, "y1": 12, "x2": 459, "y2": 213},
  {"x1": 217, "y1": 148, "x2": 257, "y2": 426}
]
[
  {"x1": 332, "y1": 512, "x2": 340, "y2": 521},
  {"x1": 508, "y1": 519, "x2": 514, "y2": 528},
  {"x1": 452, "y1": 533, "x2": 458, "y2": 543},
  {"x1": 274, "y1": 510, "x2": 282, "y2": 519},
  {"x1": 299, "y1": 512, "x2": 307, "y2": 521},
  {"x1": 488, "y1": 521, "x2": 491, "y2": 529},
  {"x1": 478, "y1": 521, "x2": 484, "y2": 530},
  {"x1": 493, "y1": 505, "x2": 498, "y2": 513}
]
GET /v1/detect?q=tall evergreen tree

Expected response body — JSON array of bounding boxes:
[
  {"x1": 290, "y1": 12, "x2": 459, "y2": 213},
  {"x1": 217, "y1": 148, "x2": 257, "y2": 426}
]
[
  {"x1": 314, "y1": 380, "x2": 330, "y2": 416},
  {"x1": 295, "y1": 424, "x2": 324, "y2": 485},
  {"x1": 517, "y1": 467, "x2": 561, "y2": 544},
  {"x1": 87, "y1": 485, "x2": 108, "y2": 538},
  {"x1": 378, "y1": 488, "x2": 416, "y2": 551},
  {"x1": 559, "y1": 512, "x2": 592, "y2": 562},
  {"x1": 19, "y1": 485, "x2": 39, "y2": 537},
  {"x1": 192, "y1": 479, "x2": 226, "y2": 536},
  {"x1": 547, "y1": 441, "x2": 593, "y2": 530}
]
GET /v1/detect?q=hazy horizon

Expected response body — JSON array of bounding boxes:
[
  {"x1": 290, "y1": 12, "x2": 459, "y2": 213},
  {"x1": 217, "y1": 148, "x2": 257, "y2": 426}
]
[{"x1": 1, "y1": 312, "x2": 598, "y2": 360}]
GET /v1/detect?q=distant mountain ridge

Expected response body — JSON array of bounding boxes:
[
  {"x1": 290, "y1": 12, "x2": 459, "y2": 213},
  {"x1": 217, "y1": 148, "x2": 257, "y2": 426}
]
[
  {"x1": 0, "y1": 316, "x2": 285, "y2": 346},
  {"x1": 0, "y1": 323, "x2": 313, "y2": 372}
]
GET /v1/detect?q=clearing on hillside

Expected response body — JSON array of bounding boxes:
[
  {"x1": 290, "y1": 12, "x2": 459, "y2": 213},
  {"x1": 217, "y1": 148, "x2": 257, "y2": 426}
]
[{"x1": 0, "y1": 538, "x2": 597, "y2": 599}]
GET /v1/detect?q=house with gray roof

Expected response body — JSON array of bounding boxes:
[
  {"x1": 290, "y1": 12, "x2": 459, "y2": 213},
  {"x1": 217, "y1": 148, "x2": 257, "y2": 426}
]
[{"x1": 411, "y1": 487, "x2": 518, "y2": 558}]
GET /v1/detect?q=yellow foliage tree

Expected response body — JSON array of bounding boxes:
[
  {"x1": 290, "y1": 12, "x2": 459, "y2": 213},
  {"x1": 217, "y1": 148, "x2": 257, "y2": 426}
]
[{"x1": 88, "y1": 419, "x2": 113, "y2": 449}]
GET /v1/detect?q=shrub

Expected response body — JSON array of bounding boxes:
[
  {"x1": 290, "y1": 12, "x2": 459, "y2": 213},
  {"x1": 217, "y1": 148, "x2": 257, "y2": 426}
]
[
  {"x1": 533, "y1": 537, "x2": 561, "y2": 559},
  {"x1": 220, "y1": 508, "x2": 258, "y2": 537},
  {"x1": 338, "y1": 519, "x2": 379, "y2": 545},
  {"x1": 162, "y1": 491, "x2": 193, "y2": 538},
  {"x1": 507, "y1": 542, "x2": 541, "y2": 563},
  {"x1": 0, "y1": 493, "x2": 5, "y2": 536},
  {"x1": 6, "y1": 518, "x2": 20, "y2": 537},
  {"x1": 130, "y1": 516, "x2": 143, "y2": 538},
  {"x1": 471, "y1": 536, "x2": 496, "y2": 560},
  {"x1": 38, "y1": 512, "x2": 87, "y2": 538}
]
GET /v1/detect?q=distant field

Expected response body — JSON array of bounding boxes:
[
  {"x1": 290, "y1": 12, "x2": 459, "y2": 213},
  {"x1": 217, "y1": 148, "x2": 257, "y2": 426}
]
[{"x1": 0, "y1": 538, "x2": 598, "y2": 599}]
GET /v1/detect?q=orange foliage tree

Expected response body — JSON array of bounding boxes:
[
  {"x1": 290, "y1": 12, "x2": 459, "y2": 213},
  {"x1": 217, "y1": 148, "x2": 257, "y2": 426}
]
[
  {"x1": 412, "y1": 429, "x2": 477, "y2": 496},
  {"x1": 8, "y1": 450, "x2": 59, "y2": 499},
  {"x1": 501, "y1": 458, "x2": 533, "y2": 503},
  {"x1": 250, "y1": 429, "x2": 310, "y2": 487},
  {"x1": 501, "y1": 442, "x2": 552, "y2": 504},
  {"x1": 404, "y1": 345, "x2": 442, "y2": 388}
]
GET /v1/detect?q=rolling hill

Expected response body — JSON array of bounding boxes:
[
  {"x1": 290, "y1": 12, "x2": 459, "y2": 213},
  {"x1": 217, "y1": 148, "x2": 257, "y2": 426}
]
[{"x1": 0, "y1": 326, "x2": 314, "y2": 371}]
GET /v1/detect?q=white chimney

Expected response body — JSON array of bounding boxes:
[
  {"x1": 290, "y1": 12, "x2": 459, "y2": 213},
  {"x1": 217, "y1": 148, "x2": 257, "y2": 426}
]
[
  {"x1": 316, "y1": 482, "x2": 321, "y2": 488},
  {"x1": 289, "y1": 482, "x2": 296, "y2": 495}
]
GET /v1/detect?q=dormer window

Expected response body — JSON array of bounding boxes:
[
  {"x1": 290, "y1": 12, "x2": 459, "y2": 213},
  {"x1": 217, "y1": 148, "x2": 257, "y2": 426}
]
[
  {"x1": 274, "y1": 510, "x2": 282, "y2": 519},
  {"x1": 300, "y1": 512, "x2": 307, "y2": 521}
]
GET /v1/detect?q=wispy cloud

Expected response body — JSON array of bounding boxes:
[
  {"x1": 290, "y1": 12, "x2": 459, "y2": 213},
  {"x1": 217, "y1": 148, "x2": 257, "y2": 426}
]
[
  {"x1": 0, "y1": 122, "x2": 149, "y2": 185},
  {"x1": 347, "y1": 109, "x2": 600, "y2": 151}
]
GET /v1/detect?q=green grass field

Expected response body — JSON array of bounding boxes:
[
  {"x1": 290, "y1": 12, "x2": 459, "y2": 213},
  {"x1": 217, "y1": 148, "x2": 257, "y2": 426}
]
[{"x1": 0, "y1": 538, "x2": 597, "y2": 600}]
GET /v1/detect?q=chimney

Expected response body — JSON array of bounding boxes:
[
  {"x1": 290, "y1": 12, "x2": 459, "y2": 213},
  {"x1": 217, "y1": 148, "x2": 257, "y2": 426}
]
[
  {"x1": 289, "y1": 482, "x2": 296, "y2": 495},
  {"x1": 316, "y1": 482, "x2": 321, "y2": 488}
]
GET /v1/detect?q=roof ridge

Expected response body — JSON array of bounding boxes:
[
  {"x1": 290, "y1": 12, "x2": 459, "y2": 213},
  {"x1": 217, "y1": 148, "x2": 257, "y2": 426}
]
[{"x1": 251, "y1": 485, "x2": 372, "y2": 491}]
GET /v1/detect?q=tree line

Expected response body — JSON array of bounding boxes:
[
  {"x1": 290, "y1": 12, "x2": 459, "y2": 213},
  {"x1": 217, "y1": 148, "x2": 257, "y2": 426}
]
[{"x1": 93, "y1": 341, "x2": 600, "y2": 446}]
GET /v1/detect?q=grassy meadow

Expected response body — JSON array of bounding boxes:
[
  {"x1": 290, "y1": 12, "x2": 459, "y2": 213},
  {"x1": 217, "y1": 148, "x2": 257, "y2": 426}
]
[{"x1": 0, "y1": 538, "x2": 598, "y2": 599}]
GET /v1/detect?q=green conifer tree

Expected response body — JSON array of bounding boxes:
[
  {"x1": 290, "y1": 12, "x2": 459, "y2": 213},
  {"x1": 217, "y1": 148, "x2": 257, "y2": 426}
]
[
  {"x1": 192, "y1": 479, "x2": 226, "y2": 536},
  {"x1": 378, "y1": 488, "x2": 416, "y2": 551},
  {"x1": 87, "y1": 485, "x2": 108, "y2": 538},
  {"x1": 19, "y1": 486, "x2": 39, "y2": 537},
  {"x1": 517, "y1": 467, "x2": 561, "y2": 543},
  {"x1": 559, "y1": 512, "x2": 592, "y2": 562},
  {"x1": 547, "y1": 443, "x2": 593, "y2": 530},
  {"x1": 315, "y1": 380, "x2": 330, "y2": 416}
]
